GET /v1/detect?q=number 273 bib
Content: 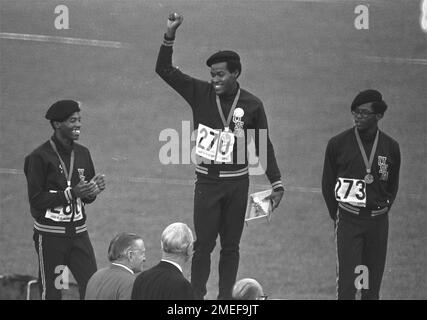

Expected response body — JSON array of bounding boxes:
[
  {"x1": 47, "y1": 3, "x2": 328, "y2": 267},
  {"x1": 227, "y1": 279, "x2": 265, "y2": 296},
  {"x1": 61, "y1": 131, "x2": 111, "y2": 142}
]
[{"x1": 334, "y1": 177, "x2": 367, "y2": 207}]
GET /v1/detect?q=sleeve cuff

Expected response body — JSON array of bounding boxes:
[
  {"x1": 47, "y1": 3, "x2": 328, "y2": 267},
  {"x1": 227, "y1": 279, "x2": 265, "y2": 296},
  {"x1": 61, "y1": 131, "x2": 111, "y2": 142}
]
[
  {"x1": 271, "y1": 180, "x2": 284, "y2": 191},
  {"x1": 163, "y1": 33, "x2": 175, "y2": 46}
]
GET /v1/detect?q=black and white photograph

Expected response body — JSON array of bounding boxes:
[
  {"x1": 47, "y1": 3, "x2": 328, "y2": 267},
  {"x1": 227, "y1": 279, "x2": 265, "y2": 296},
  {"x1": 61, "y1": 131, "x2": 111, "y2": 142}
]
[{"x1": 0, "y1": 0, "x2": 425, "y2": 309}]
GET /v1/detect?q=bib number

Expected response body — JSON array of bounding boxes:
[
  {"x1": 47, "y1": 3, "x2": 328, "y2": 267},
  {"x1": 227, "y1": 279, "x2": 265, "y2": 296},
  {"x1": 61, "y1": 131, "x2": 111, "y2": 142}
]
[
  {"x1": 334, "y1": 178, "x2": 366, "y2": 207},
  {"x1": 45, "y1": 198, "x2": 83, "y2": 222},
  {"x1": 195, "y1": 124, "x2": 234, "y2": 163}
]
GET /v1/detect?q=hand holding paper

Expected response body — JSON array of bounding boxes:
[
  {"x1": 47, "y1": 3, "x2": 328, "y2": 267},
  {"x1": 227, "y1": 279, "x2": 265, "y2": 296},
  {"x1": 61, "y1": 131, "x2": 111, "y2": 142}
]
[{"x1": 265, "y1": 189, "x2": 284, "y2": 211}]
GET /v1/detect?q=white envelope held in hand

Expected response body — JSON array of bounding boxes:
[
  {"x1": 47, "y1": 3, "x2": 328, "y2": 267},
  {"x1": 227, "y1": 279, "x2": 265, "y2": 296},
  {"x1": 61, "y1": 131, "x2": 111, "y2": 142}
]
[{"x1": 245, "y1": 189, "x2": 272, "y2": 223}]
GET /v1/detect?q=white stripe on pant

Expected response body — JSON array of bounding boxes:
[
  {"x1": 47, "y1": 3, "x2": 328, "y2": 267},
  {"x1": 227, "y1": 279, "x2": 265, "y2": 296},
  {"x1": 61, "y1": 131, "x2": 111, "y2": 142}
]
[{"x1": 38, "y1": 234, "x2": 47, "y2": 300}]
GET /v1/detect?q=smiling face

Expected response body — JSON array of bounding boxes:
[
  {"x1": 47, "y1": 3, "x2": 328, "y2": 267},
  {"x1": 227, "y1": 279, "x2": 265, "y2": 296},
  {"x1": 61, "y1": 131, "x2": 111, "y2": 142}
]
[
  {"x1": 210, "y1": 62, "x2": 239, "y2": 96},
  {"x1": 53, "y1": 112, "x2": 81, "y2": 142}
]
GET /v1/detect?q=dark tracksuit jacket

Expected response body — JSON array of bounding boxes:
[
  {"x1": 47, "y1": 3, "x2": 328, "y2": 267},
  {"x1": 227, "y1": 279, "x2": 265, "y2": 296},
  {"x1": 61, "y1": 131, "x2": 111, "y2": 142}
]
[
  {"x1": 24, "y1": 134, "x2": 97, "y2": 236},
  {"x1": 156, "y1": 39, "x2": 283, "y2": 189},
  {"x1": 24, "y1": 134, "x2": 98, "y2": 299},
  {"x1": 321, "y1": 127, "x2": 400, "y2": 300},
  {"x1": 322, "y1": 127, "x2": 400, "y2": 220}
]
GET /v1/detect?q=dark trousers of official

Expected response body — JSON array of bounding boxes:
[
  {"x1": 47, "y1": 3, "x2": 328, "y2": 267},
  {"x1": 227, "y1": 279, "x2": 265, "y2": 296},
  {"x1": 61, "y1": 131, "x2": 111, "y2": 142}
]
[
  {"x1": 33, "y1": 231, "x2": 97, "y2": 300},
  {"x1": 335, "y1": 208, "x2": 389, "y2": 300},
  {"x1": 191, "y1": 176, "x2": 249, "y2": 300}
]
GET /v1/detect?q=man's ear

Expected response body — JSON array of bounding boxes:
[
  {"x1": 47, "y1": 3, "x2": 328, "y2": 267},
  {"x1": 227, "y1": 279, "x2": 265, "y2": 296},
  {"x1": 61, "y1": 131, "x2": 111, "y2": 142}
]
[
  {"x1": 232, "y1": 70, "x2": 240, "y2": 79},
  {"x1": 52, "y1": 121, "x2": 61, "y2": 129},
  {"x1": 186, "y1": 242, "x2": 193, "y2": 257},
  {"x1": 126, "y1": 249, "x2": 133, "y2": 260},
  {"x1": 375, "y1": 113, "x2": 383, "y2": 121}
]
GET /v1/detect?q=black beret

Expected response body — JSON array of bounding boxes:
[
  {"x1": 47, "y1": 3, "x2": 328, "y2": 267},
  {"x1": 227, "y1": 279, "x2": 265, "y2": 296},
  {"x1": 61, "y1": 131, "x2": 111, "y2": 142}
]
[
  {"x1": 206, "y1": 50, "x2": 240, "y2": 67},
  {"x1": 351, "y1": 89, "x2": 384, "y2": 111},
  {"x1": 370, "y1": 100, "x2": 388, "y2": 114},
  {"x1": 45, "y1": 100, "x2": 80, "y2": 121}
]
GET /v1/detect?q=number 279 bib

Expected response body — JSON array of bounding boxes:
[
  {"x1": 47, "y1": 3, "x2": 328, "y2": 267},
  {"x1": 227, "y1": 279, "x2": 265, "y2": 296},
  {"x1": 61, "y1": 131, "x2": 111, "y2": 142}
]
[
  {"x1": 195, "y1": 124, "x2": 235, "y2": 163},
  {"x1": 334, "y1": 177, "x2": 367, "y2": 207}
]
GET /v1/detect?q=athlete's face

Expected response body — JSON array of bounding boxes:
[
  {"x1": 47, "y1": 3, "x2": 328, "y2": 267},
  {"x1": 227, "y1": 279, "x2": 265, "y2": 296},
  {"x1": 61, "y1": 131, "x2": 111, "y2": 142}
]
[
  {"x1": 352, "y1": 103, "x2": 382, "y2": 131},
  {"x1": 54, "y1": 112, "x2": 81, "y2": 142},
  {"x1": 210, "y1": 62, "x2": 239, "y2": 96}
]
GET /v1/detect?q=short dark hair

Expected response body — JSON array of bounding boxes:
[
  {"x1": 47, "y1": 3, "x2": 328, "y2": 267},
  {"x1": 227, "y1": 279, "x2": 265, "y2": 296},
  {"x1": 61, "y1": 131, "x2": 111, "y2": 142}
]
[
  {"x1": 226, "y1": 60, "x2": 242, "y2": 78},
  {"x1": 206, "y1": 50, "x2": 242, "y2": 78}
]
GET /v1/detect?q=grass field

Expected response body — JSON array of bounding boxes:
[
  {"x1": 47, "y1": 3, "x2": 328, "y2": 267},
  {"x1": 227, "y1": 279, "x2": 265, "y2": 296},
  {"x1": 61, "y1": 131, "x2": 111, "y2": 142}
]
[{"x1": 0, "y1": 0, "x2": 426, "y2": 299}]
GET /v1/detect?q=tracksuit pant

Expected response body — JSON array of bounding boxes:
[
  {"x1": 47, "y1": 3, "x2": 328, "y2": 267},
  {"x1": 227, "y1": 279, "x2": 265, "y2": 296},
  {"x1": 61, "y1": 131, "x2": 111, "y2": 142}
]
[
  {"x1": 33, "y1": 231, "x2": 97, "y2": 300},
  {"x1": 335, "y1": 208, "x2": 389, "y2": 300},
  {"x1": 191, "y1": 175, "x2": 249, "y2": 300}
]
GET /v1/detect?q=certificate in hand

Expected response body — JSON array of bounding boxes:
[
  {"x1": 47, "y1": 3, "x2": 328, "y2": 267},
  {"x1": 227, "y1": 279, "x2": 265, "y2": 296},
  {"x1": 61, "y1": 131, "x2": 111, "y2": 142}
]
[{"x1": 245, "y1": 189, "x2": 272, "y2": 223}]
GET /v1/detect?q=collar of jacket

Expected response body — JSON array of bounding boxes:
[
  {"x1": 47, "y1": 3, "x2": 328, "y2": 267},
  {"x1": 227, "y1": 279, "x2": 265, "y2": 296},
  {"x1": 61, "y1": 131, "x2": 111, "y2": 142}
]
[{"x1": 51, "y1": 134, "x2": 74, "y2": 155}]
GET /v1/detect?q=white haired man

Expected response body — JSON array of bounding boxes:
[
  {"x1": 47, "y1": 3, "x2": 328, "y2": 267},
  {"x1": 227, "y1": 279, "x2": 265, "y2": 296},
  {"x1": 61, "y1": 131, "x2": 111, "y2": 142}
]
[
  {"x1": 85, "y1": 233, "x2": 145, "y2": 300},
  {"x1": 131, "y1": 222, "x2": 194, "y2": 300}
]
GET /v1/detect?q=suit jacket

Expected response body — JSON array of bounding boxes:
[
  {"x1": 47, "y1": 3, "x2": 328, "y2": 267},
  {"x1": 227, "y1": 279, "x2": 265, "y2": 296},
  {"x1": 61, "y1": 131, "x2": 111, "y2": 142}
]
[
  {"x1": 85, "y1": 264, "x2": 135, "y2": 300},
  {"x1": 131, "y1": 261, "x2": 194, "y2": 300}
]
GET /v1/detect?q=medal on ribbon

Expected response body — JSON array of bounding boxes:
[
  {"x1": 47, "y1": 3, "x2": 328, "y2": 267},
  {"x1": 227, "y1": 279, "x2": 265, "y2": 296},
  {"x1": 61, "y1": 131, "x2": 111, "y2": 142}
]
[
  {"x1": 215, "y1": 89, "x2": 240, "y2": 163},
  {"x1": 364, "y1": 173, "x2": 374, "y2": 184},
  {"x1": 354, "y1": 128, "x2": 379, "y2": 185}
]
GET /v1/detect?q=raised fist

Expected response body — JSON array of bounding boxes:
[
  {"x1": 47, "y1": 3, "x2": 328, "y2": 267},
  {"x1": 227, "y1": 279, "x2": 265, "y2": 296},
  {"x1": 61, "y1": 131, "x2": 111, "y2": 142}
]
[{"x1": 167, "y1": 12, "x2": 183, "y2": 32}]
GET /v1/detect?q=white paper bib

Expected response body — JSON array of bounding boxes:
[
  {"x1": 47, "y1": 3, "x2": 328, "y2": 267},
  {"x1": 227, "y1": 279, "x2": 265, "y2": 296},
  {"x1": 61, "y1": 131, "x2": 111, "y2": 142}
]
[
  {"x1": 45, "y1": 198, "x2": 84, "y2": 222},
  {"x1": 334, "y1": 177, "x2": 367, "y2": 207},
  {"x1": 195, "y1": 124, "x2": 234, "y2": 163}
]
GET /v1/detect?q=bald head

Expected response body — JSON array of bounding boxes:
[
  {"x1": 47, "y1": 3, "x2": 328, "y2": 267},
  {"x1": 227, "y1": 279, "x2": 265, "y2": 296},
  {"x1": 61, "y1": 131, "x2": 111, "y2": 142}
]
[{"x1": 232, "y1": 278, "x2": 264, "y2": 300}]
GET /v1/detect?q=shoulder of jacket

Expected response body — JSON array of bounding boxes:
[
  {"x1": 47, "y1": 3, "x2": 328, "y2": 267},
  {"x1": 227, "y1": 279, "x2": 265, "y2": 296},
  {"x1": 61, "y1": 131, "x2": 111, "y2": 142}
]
[
  {"x1": 330, "y1": 128, "x2": 354, "y2": 142},
  {"x1": 379, "y1": 130, "x2": 399, "y2": 147},
  {"x1": 240, "y1": 88, "x2": 263, "y2": 106},
  {"x1": 73, "y1": 142, "x2": 90, "y2": 153},
  {"x1": 26, "y1": 140, "x2": 52, "y2": 158}
]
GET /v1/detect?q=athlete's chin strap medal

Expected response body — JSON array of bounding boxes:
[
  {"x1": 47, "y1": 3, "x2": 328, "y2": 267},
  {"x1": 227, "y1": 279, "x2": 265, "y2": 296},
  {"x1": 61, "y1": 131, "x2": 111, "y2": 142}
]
[{"x1": 354, "y1": 127, "x2": 379, "y2": 185}]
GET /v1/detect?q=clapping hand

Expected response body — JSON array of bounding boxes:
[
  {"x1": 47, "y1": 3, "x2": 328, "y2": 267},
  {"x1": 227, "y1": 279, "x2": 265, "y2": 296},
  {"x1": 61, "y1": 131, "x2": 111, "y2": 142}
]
[
  {"x1": 73, "y1": 180, "x2": 95, "y2": 199},
  {"x1": 87, "y1": 174, "x2": 106, "y2": 197},
  {"x1": 92, "y1": 174, "x2": 106, "y2": 193}
]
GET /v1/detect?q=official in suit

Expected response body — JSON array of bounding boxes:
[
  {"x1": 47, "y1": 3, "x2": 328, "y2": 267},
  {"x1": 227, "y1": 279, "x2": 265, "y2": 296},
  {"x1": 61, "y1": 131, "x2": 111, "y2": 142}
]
[
  {"x1": 131, "y1": 222, "x2": 194, "y2": 300},
  {"x1": 85, "y1": 232, "x2": 145, "y2": 300}
]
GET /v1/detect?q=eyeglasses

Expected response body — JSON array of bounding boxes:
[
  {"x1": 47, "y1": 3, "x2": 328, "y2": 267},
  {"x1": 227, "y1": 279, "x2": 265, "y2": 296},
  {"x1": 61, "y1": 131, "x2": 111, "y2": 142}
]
[
  {"x1": 351, "y1": 110, "x2": 377, "y2": 117},
  {"x1": 257, "y1": 295, "x2": 268, "y2": 300}
]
